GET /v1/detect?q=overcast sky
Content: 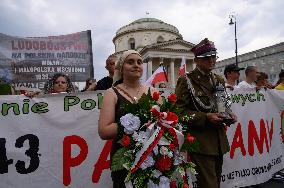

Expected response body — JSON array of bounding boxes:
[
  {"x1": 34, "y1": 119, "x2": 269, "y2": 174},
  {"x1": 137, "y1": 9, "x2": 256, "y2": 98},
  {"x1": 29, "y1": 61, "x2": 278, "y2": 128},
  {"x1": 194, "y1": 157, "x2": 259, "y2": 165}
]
[{"x1": 1, "y1": 0, "x2": 283, "y2": 80}]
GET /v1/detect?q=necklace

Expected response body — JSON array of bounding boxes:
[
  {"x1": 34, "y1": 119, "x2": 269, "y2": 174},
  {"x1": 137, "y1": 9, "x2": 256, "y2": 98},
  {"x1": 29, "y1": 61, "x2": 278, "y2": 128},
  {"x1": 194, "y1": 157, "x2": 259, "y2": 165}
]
[{"x1": 123, "y1": 83, "x2": 142, "y2": 103}]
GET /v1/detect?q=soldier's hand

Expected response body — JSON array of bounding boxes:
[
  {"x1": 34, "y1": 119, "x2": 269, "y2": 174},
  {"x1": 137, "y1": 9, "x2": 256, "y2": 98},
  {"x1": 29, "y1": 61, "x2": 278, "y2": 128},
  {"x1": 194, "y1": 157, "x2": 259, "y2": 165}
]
[{"x1": 206, "y1": 113, "x2": 224, "y2": 125}]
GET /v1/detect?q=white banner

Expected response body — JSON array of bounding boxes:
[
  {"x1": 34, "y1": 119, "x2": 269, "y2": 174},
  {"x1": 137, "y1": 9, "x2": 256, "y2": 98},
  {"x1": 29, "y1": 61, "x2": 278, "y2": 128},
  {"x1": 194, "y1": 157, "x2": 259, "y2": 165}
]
[
  {"x1": 0, "y1": 89, "x2": 283, "y2": 188},
  {"x1": 220, "y1": 89, "x2": 284, "y2": 188}
]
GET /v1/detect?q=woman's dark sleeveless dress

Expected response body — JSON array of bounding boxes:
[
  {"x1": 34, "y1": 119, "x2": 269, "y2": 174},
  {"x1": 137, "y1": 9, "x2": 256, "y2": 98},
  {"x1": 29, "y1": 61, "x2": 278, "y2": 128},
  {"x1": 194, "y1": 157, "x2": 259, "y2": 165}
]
[{"x1": 110, "y1": 87, "x2": 151, "y2": 188}]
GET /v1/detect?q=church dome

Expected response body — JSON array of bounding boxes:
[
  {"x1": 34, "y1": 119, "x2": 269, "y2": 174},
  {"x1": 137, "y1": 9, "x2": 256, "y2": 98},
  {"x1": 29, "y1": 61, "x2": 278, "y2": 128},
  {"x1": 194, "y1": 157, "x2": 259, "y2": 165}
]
[{"x1": 114, "y1": 18, "x2": 182, "y2": 40}]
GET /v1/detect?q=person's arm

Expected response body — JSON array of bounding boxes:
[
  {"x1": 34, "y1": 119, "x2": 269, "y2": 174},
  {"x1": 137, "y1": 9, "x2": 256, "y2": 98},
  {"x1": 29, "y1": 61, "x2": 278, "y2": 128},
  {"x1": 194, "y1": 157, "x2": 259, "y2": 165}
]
[
  {"x1": 86, "y1": 82, "x2": 97, "y2": 91},
  {"x1": 176, "y1": 76, "x2": 225, "y2": 127},
  {"x1": 24, "y1": 91, "x2": 42, "y2": 98},
  {"x1": 98, "y1": 88, "x2": 118, "y2": 140}
]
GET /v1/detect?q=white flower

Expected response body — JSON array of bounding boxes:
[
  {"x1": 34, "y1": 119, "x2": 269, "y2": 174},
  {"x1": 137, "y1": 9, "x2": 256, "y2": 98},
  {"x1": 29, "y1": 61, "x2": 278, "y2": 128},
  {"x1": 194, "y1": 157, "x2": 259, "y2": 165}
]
[
  {"x1": 153, "y1": 145, "x2": 159, "y2": 155},
  {"x1": 160, "y1": 146, "x2": 169, "y2": 156},
  {"x1": 120, "y1": 113, "x2": 141, "y2": 134},
  {"x1": 140, "y1": 155, "x2": 155, "y2": 170},
  {"x1": 132, "y1": 131, "x2": 150, "y2": 144},
  {"x1": 167, "y1": 151, "x2": 173, "y2": 158},
  {"x1": 158, "y1": 137, "x2": 170, "y2": 145},
  {"x1": 159, "y1": 145, "x2": 173, "y2": 157},
  {"x1": 159, "y1": 176, "x2": 170, "y2": 188},
  {"x1": 174, "y1": 151, "x2": 185, "y2": 165},
  {"x1": 152, "y1": 170, "x2": 162, "y2": 178},
  {"x1": 148, "y1": 180, "x2": 159, "y2": 188},
  {"x1": 176, "y1": 123, "x2": 183, "y2": 132},
  {"x1": 132, "y1": 131, "x2": 139, "y2": 141}
]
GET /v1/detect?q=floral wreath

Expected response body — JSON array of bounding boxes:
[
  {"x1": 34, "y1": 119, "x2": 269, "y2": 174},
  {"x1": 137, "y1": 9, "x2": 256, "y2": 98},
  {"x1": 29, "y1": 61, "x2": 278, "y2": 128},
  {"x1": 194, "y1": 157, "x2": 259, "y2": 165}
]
[{"x1": 111, "y1": 91, "x2": 199, "y2": 188}]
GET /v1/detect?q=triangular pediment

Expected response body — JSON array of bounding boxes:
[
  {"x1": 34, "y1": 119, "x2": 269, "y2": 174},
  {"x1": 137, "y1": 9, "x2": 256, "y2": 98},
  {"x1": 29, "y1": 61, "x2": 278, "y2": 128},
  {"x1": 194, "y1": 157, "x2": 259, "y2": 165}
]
[
  {"x1": 139, "y1": 39, "x2": 195, "y2": 54},
  {"x1": 158, "y1": 43, "x2": 191, "y2": 50}
]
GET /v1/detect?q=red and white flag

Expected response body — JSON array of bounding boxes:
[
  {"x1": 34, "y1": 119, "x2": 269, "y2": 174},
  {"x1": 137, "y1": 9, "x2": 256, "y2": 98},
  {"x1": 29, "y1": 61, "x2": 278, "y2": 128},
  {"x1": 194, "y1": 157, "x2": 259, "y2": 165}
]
[
  {"x1": 179, "y1": 56, "x2": 186, "y2": 76},
  {"x1": 144, "y1": 66, "x2": 168, "y2": 86}
]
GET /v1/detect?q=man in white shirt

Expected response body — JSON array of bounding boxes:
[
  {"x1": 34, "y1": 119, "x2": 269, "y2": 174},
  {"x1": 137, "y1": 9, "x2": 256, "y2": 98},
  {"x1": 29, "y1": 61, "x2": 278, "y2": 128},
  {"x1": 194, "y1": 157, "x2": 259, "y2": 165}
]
[
  {"x1": 224, "y1": 64, "x2": 244, "y2": 91},
  {"x1": 236, "y1": 66, "x2": 259, "y2": 89}
]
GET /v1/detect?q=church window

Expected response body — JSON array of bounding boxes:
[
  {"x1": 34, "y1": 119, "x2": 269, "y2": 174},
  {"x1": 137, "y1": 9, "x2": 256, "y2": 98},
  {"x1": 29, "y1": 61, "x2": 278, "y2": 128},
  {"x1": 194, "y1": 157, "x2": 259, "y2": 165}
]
[
  {"x1": 128, "y1": 38, "x2": 135, "y2": 50},
  {"x1": 157, "y1": 36, "x2": 164, "y2": 43}
]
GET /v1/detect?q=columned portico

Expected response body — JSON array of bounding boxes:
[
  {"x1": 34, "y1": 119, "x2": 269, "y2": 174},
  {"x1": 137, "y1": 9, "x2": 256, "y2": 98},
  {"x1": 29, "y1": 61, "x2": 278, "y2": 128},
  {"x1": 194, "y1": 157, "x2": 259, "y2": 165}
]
[{"x1": 139, "y1": 40, "x2": 195, "y2": 87}]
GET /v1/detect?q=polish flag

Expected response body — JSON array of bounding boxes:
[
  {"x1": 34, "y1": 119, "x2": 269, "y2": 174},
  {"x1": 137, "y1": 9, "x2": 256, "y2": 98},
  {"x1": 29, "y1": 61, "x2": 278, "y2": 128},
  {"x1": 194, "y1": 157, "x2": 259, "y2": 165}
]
[
  {"x1": 145, "y1": 66, "x2": 168, "y2": 86},
  {"x1": 179, "y1": 56, "x2": 186, "y2": 76}
]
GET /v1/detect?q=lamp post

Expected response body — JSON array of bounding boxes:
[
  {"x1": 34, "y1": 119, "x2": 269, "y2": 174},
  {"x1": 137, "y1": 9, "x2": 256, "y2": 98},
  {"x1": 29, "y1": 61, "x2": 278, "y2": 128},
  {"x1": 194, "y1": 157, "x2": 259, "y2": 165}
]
[{"x1": 229, "y1": 14, "x2": 238, "y2": 67}]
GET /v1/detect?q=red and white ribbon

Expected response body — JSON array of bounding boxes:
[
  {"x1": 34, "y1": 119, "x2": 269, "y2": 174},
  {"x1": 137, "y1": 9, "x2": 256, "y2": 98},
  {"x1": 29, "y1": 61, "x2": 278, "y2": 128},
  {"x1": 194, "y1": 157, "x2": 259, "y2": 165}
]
[{"x1": 129, "y1": 106, "x2": 184, "y2": 174}]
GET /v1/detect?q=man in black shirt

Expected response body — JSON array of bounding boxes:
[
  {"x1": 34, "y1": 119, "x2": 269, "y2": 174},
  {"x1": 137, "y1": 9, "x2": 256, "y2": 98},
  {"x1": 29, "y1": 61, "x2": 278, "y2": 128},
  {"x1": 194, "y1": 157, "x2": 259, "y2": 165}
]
[{"x1": 95, "y1": 54, "x2": 117, "y2": 90}]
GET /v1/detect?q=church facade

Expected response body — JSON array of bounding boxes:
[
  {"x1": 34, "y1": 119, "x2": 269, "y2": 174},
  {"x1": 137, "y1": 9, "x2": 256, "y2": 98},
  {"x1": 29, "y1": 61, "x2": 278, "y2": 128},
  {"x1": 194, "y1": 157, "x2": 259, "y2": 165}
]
[{"x1": 113, "y1": 18, "x2": 195, "y2": 87}]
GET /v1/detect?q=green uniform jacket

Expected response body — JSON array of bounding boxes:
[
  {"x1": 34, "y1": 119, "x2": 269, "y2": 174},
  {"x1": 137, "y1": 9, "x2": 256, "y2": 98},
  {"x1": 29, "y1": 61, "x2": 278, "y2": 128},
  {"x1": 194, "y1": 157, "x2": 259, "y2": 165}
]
[{"x1": 175, "y1": 68, "x2": 230, "y2": 156}]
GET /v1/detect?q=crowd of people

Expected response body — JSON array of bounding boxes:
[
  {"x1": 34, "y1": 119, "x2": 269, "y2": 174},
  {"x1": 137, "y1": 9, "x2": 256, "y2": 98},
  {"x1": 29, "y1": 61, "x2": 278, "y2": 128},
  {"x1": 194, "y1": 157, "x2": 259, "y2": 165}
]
[
  {"x1": 224, "y1": 63, "x2": 283, "y2": 91},
  {"x1": 1, "y1": 37, "x2": 284, "y2": 188}
]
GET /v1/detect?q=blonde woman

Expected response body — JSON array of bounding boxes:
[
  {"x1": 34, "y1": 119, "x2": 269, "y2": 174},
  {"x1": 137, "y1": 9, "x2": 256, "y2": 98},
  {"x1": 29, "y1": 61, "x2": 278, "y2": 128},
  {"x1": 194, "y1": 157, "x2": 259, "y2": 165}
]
[{"x1": 98, "y1": 50, "x2": 158, "y2": 188}]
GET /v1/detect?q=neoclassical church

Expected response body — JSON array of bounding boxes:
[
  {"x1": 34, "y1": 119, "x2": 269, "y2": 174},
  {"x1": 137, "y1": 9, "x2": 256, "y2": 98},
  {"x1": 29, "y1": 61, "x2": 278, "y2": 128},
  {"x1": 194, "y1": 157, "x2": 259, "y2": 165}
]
[{"x1": 113, "y1": 18, "x2": 196, "y2": 87}]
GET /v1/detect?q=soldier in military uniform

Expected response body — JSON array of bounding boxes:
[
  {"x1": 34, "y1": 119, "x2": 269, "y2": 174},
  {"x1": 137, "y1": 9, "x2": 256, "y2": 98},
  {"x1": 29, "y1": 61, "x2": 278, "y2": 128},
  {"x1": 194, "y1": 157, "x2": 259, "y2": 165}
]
[{"x1": 175, "y1": 38, "x2": 236, "y2": 188}]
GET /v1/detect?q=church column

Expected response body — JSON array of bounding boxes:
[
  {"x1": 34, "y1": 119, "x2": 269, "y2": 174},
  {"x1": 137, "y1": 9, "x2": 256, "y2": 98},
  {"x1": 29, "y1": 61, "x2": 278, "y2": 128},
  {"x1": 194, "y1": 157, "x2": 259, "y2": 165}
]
[
  {"x1": 191, "y1": 59, "x2": 196, "y2": 70},
  {"x1": 147, "y1": 57, "x2": 152, "y2": 79},
  {"x1": 170, "y1": 58, "x2": 175, "y2": 87}
]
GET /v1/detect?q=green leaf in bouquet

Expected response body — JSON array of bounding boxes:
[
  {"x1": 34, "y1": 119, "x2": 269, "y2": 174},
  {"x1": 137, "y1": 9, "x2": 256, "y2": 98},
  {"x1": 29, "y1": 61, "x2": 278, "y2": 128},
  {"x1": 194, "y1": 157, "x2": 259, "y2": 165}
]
[
  {"x1": 137, "y1": 108, "x2": 152, "y2": 124},
  {"x1": 173, "y1": 106, "x2": 183, "y2": 116},
  {"x1": 138, "y1": 93, "x2": 152, "y2": 109},
  {"x1": 179, "y1": 114, "x2": 196, "y2": 132},
  {"x1": 181, "y1": 139, "x2": 200, "y2": 153},
  {"x1": 123, "y1": 102, "x2": 138, "y2": 114},
  {"x1": 183, "y1": 161, "x2": 196, "y2": 170},
  {"x1": 132, "y1": 169, "x2": 152, "y2": 188},
  {"x1": 111, "y1": 148, "x2": 132, "y2": 172},
  {"x1": 163, "y1": 131, "x2": 174, "y2": 142},
  {"x1": 177, "y1": 166, "x2": 186, "y2": 177}
]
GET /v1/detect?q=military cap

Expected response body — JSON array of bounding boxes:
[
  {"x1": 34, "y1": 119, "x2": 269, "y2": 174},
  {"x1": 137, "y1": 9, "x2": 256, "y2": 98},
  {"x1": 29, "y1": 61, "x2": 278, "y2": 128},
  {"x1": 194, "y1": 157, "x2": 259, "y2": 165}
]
[
  {"x1": 224, "y1": 64, "x2": 245, "y2": 75},
  {"x1": 191, "y1": 38, "x2": 217, "y2": 57}
]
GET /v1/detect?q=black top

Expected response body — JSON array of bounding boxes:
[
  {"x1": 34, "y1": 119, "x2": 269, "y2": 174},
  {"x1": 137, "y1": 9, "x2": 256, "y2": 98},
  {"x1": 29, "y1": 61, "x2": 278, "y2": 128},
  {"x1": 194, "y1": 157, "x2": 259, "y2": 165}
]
[
  {"x1": 96, "y1": 76, "x2": 113, "y2": 90},
  {"x1": 110, "y1": 87, "x2": 132, "y2": 188},
  {"x1": 110, "y1": 87, "x2": 152, "y2": 188},
  {"x1": 111, "y1": 87, "x2": 132, "y2": 159}
]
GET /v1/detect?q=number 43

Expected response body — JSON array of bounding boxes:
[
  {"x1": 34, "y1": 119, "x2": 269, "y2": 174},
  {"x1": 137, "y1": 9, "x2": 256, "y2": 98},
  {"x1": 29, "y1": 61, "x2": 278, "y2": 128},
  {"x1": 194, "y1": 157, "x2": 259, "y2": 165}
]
[{"x1": 0, "y1": 134, "x2": 40, "y2": 174}]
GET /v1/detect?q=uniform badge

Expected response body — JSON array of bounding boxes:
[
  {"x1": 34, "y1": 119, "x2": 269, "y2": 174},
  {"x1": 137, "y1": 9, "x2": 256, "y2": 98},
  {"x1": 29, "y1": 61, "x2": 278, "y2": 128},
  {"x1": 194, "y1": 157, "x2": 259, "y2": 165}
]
[{"x1": 197, "y1": 91, "x2": 203, "y2": 96}]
